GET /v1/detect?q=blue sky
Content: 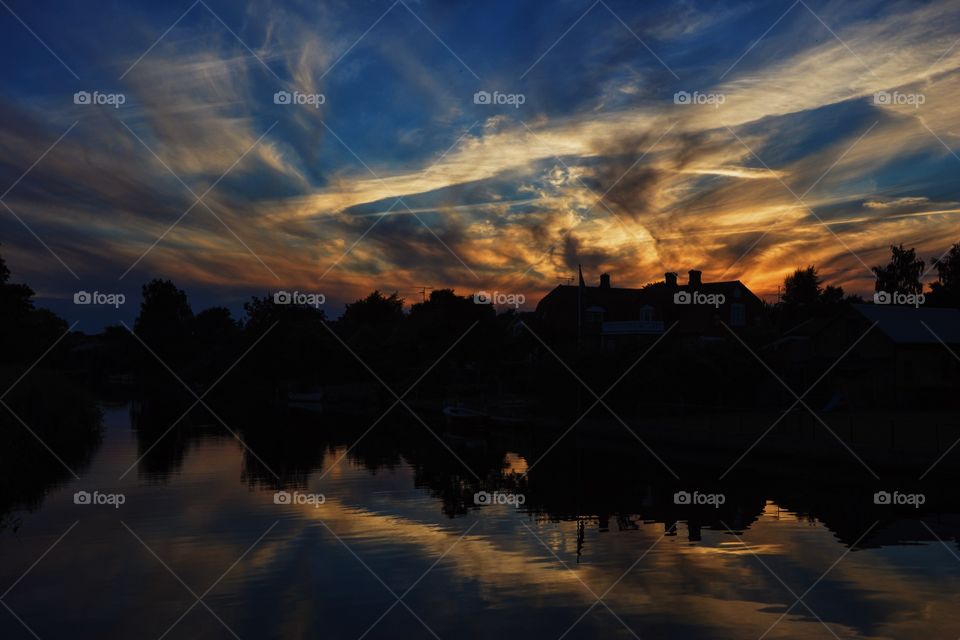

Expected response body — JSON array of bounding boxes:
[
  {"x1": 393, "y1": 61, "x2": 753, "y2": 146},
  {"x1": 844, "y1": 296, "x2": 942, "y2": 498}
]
[{"x1": 2, "y1": 0, "x2": 960, "y2": 327}]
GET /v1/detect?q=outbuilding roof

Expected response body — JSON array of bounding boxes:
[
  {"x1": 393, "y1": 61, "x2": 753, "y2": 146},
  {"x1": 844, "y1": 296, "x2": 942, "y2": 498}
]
[{"x1": 852, "y1": 304, "x2": 960, "y2": 344}]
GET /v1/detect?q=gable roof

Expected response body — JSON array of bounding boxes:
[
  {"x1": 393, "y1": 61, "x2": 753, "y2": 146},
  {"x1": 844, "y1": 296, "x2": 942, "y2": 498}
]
[
  {"x1": 538, "y1": 280, "x2": 759, "y2": 306},
  {"x1": 852, "y1": 304, "x2": 960, "y2": 344},
  {"x1": 641, "y1": 280, "x2": 762, "y2": 305},
  {"x1": 536, "y1": 284, "x2": 643, "y2": 315}
]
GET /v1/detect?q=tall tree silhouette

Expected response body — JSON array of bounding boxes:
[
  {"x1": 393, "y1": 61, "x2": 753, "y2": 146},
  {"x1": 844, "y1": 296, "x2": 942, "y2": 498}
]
[
  {"x1": 0, "y1": 245, "x2": 68, "y2": 364},
  {"x1": 929, "y1": 243, "x2": 960, "y2": 307},
  {"x1": 821, "y1": 284, "x2": 845, "y2": 305},
  {"x1": 133, "y1": 279, "x2": 194, "y2": 371},
  {"x1": 241, "y1": 296, "x2": 329, "y2": 384},
  {"x1": 872, "y1": 244, "x2": 924, "y2": 294},
  {"x1": 191, "y1": 307, "x2": 240, "y2": 385},
  {"x1": 0, "y1": 248, "x2": 9, "y2": 284},
  {"x1": 340, "y1": 290, "x2": 404, "y2": 337},
  {"x1": 0, "y1": 245, "x2": 35, "y2": 321},
  {"x1": 782, "y1": 266, "x2": 823, "y2": 308},
  {"x1": 778, "y1": 265, "x2": 850, "y2": 329}
]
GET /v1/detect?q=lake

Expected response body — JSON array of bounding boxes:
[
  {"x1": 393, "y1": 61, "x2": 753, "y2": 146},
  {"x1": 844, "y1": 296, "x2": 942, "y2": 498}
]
[{"x1": 1, "y1": 402, "x2": 958, "y2": 639}]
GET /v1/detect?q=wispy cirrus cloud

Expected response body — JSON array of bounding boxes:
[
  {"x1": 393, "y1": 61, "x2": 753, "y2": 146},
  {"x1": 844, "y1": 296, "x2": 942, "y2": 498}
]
[{"x1": 2, "y1": 0, "x2": 960, "y2": 320}]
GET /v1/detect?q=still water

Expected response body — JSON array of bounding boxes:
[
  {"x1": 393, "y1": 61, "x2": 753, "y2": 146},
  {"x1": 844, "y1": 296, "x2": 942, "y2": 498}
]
[{"x1": 1, "y1": 403, "x2": 959, "y2": 639}]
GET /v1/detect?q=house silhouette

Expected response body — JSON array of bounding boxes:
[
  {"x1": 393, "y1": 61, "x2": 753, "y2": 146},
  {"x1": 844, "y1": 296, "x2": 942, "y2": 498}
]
[
  {"x1": 766, "y1": 304, "x2": 960, "y2": 409},
  {"x1": 535, "y1": 268, "x2": 763, "y2": 347}
]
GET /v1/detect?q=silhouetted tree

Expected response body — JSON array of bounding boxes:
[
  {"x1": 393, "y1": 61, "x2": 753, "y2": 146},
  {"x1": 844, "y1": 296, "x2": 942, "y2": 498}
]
[
  {"x1": 190, "y1": 307, "x2": 240, "y2": 385},
  {"x1": 929, "y1": 242, "x2": 960, "y2": 307},
  {"x1": 0, "y1": 248, "x2": 34, "y2": 321},
  {"x1": 778, "y1": 266, "x2": 853, "y2": 329},
  {"x1": 409, "y1": 289, "x2": 488, "y2": 320},
  {"x1": 0, "y1": 247, "x2": 100, "y2": 529},
  {"x1": 193, "y1": 306, "x2": 239, "y2": 340},
  {"x1": 0, "y1": 278, "x2": 34, "y2": 324},
  {"x1": 133, "y1": 279, "x2": 194, "y2": 372},
  {"x1": 0, "y1": 249, "x2": 9, "y2": 284},
  {"x1": 408, "y1": 289, "x2": 495, "y2": 345},
  {"x1": 782, "y1": 266, "x2": 822, "y2": 308},
  {"x1": 241, "y1": 296, "x2": 330, "y2": 385},
  {"x1": 340, "y1": 290, "x2": 404, "y2": 336},
  {"x1": 821, "y1": 284, "x2": 845, "y2": 305},
  {"x1": 872, "y1": 244, "x2": 924, "y2": 294},
  {"x1": 0, "y1": 245, "x2": 68, "y2": 364}
]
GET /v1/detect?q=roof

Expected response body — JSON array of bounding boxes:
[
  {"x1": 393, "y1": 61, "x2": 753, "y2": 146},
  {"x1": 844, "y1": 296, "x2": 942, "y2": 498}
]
[
  {"x1": 642, "y1": 280, "x2": 763, "y2": 304},
  {"x1": 852, "y1": 304, "x2": 960, "y2": 344},
  {"x1": 538, "y1": 280, "x2": 759, "y2": 310},
  {"x1": 536, "y1": 284, "x2": 644, "y2": 316}
]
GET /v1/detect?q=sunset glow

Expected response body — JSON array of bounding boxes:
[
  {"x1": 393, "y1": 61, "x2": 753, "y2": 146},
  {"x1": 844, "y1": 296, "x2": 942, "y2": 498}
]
[{"x1": 4, "y1": 1, "x2": 960, "y2": 316}]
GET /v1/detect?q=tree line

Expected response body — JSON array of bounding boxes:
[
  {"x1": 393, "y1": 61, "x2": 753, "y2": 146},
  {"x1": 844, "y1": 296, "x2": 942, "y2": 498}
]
[
  {"x1": 0, "y1": 241, "x2": 958, "y2": 415},
  {"x1": 775, "y1": 242, "x2": 959, "y2": 328}
]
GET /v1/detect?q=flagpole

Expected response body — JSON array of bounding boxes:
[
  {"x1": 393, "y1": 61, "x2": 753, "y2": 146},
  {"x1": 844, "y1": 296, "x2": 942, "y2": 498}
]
[{"x1": 577, "y1": 263, "x2": 584, "y2": 346}]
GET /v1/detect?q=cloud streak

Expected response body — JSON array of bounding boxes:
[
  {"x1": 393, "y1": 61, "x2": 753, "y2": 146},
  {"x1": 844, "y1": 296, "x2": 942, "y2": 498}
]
[{"x1": 2, "y1": 0, "x2": 960, "y2": 316}]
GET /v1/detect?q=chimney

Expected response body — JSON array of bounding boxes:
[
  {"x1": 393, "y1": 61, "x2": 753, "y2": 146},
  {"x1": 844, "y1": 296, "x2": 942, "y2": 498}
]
[
  {"x1": 688, "y1": 270, "x2": 702, "y2": 289},
  {"x1": 599, "y1": 273, "x2": 611, "y2": 289},
  {"x1": 664, "y1": 272, "x2": 678, "y2": 288}
]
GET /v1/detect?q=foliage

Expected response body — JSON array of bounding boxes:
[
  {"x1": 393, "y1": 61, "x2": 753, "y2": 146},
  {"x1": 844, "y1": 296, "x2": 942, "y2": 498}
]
[
  {"x1": 872, "y1": 244, "x2": 924, "y2": 294},
  {"x1": 929, "y1": 243, "x2": 960, "y2": 307},
  {"x1": 782, "y1": 266, "x2": 822, "y2": 308},
  {"x1": 341, "y1": 290, "x2": 405, "y2": 334}
]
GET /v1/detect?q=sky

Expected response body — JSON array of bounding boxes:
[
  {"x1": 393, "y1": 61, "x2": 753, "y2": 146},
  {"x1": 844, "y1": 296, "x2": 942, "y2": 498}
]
[{"x1": 2, "y1": 0, "x2": 960, "y2": 327}]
